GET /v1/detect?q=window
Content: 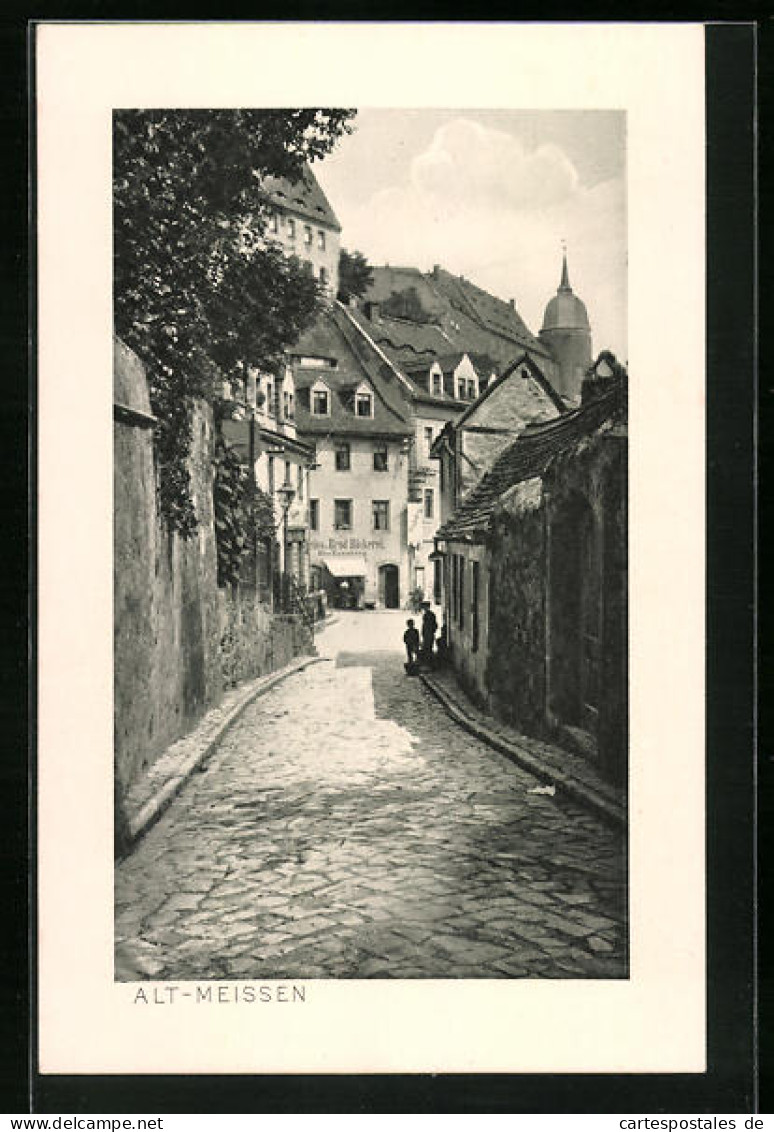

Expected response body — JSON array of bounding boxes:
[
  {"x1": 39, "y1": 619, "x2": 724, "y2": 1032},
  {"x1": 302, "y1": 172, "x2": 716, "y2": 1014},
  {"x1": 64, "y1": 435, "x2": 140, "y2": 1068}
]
[
  {"x1": 304, "y1": 225, "x2": 313, "y2": 246},
  {"x1": 372, "y1": 500, "x2": 390, "y2": 531},
  {"x1": 283, "y1": 390, "x2": 290, "y2": 420},
  {"x1": 318, "y1": 229, "x2": 326, "y2": 250},
  {"x1": 355, "y1": 391, "x2": 373, "y2": 417},
  {"x1": 432, "y1": 371, "x2": 442, "y2": 396},
  {"x1": 287, "y1": 217, "x2": 296, "y2": 239},
  {"x1": 309, "y1": 499, "x2": 319, "y2": 531},
  {"x1": 467, "y1": 379, "x2": 476, "y2": 400},
  {"x1": 319, "y1": 266, "x2": 328, "y2": 286},
  {"x1": 270, "y1": 213, "x2": 279, "y2": 233},
  {"x1": 415, "y1": 565, "x2": 425, "y2": 592},
  {"x1": 268, "y1": 456, "x2": 275, "y2": 495},
  {"x1": 457, "y1": 380, "x2": 466, "y2": 400},
  {"x1": 424, "y1": 426, "x2": 434, "y2": 455},
  {"x1": 312, "y1": 388, "x2": 329, "y2": 416},
  {"x1": 296, "y1": 463, "x2": 304, "y2": 501},
  {"x1": 287, "y1": 392, "x2": 294, "y2": 420},
  {"x1": 424, "y1": 489, "x2": 434, "y2": 520},
  {"x1": 334, "y1": 499, "x2": 352, "y2": 530},
  {"x1": 284, "y1": 460, "x2": 291, "y2": 485},
  {"x1": 335, "y1": 442, "x2": 351, "y2": 471},
  {"x1": 266, "y1": 380, "x2": 274, "y2": 414},
  {"x1": 472, "y1": 560, "x2": 480, "y2": 652}
]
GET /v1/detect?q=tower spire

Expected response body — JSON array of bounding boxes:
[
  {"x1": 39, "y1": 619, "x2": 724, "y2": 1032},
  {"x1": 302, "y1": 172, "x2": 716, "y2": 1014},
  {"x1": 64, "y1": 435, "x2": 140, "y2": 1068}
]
[{"x1": 559, "y1": 239, "x2": 571, "y2": 291}]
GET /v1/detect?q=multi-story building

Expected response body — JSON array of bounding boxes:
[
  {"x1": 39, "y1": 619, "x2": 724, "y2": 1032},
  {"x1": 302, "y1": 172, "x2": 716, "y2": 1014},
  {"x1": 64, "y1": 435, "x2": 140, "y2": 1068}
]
[
  {"x1": 220, "y1": 361, "x2": 314, "y2": 593},
  {"x1": 290, "y1": 305, "x2": 414, "y2": 609},
  {"x1": 262, "y1": 166, "x2": 341, "y2": 297},
  {"x1": 431, "y1": 352, "x2": 566, "y2": 526}
]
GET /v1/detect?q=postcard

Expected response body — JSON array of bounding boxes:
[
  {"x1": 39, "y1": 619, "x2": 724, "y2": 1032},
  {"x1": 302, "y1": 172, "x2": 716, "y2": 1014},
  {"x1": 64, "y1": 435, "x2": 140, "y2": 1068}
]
[{"x1": 36, "y1": 21, "x2": 706, "y2": 1076}]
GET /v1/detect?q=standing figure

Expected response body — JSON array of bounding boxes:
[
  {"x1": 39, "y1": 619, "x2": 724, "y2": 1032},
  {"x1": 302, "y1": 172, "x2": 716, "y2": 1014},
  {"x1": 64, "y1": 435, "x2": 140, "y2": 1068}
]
[
  {"x1": 403, "y1": 618, "x2": 420, "y2": 673},
  {"x1": 420, "y1": 602, "x2": 438, "y2": 666}
]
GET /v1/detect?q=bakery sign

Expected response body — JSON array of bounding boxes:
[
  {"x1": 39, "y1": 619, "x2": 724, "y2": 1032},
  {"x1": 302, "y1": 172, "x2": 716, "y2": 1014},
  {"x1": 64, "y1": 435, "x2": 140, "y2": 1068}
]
[{"x1": 310, "y1": 537, "x2": 385, "y2": 554}]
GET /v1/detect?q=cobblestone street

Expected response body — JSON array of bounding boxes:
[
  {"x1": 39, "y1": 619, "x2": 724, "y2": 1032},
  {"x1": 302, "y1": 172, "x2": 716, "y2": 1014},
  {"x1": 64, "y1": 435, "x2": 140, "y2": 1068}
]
[{"x1": 115, "y1": 611, "x2": 627, "y2": 980}]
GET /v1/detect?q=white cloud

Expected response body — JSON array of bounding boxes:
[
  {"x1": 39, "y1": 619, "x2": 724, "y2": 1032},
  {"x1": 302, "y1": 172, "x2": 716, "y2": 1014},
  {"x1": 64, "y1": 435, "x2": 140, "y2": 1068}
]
[
  {"x1": 411, "y1": 118, "x2": 579, "y2": 211},
  {"x1": 335, "y1": 117, "x2": 627, "y2": 360}
]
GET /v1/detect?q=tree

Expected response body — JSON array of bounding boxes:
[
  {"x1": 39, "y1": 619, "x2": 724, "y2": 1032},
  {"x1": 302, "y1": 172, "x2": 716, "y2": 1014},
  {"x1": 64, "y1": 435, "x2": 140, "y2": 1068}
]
[
  {"x1": 114, "y1": 109, "x2": 355, "y2": 534},
  {"x1": 381, "y1": 285, "x2": 436, "y2": 324},
  {"x1": 337, "y1": 248, "x2": 374, "y2": 304}
]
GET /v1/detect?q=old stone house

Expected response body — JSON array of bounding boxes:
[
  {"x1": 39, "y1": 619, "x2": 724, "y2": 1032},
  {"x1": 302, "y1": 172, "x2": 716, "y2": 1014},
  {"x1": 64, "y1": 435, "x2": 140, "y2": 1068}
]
[
  {"x1": 290, "y1": 304, "x2": 414, "y2": 609},
  {"x1": 261, "y1": 165, "x2": 342, "y2": 297},
  {"x1": 432, "y1": 352, "x2": 566, "y2": 530},
  {"x1": 435, "y1": 354, "x2": 628, "y2": 786}
]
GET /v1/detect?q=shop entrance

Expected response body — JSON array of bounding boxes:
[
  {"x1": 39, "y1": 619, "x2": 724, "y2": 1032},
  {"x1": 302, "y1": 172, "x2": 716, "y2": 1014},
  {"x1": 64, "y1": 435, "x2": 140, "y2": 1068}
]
[{"x1": 378, "y1": 563, "x2": 400, "y2": 609}]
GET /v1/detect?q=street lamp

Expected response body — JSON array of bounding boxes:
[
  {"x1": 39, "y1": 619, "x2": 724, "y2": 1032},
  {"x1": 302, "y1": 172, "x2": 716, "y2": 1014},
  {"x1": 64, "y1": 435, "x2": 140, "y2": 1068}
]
[{"x1": 276, "y1": 482, "x2": 296, "y2": 583}]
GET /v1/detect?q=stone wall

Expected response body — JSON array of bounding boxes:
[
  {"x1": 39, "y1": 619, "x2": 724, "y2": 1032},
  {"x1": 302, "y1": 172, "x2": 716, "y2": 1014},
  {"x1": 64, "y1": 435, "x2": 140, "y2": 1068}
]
[
  {"x1": 114, "y1": 340, "x2": 313, "y2": 834},
  {"x1": 457, "y1": 367, "x2": 561, "y2": 499},
  {"x1": 486, "y1": 478, "x2": 548, "y2": 736},
  {"x1": 483, "y1": 427, "x2": 627, "y2": 783}
]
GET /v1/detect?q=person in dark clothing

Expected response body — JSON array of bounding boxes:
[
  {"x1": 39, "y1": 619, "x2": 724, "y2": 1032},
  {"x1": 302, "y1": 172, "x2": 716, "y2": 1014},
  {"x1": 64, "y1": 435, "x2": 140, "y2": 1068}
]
[
  {"x1": 436, "y1": 619, "x2": 449, "y2": 665},
  {"x1": 421, "y1": 603, "x2": 438, "y2": 665},
  {"x1": 403, "y1": 619, "x2": 420, "y2": 671}
]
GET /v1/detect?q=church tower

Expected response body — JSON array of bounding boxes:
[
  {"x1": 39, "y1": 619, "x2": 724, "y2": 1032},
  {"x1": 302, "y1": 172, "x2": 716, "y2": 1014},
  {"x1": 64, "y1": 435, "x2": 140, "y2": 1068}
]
[{"x1": 539, "y1": 250, "x2": 592, "y2": 403}]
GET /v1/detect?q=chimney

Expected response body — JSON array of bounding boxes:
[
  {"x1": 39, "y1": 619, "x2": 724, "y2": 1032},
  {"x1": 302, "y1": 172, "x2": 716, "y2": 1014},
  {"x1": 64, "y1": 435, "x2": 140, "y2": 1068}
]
[
  {"x1": 432, "y1": 265, "x2": 440, "y2": 279},
  {"x1": 509, "y1": 299, "x2": 515, "y2": 309},
  {"x1": 364, "y1": 301, "x2": 380, "y2": 322}
]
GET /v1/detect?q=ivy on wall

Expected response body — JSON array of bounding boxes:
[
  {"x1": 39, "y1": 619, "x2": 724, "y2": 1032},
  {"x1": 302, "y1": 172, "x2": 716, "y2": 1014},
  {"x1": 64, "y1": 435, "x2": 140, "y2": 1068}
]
[
  {"x1": 212, "y1": 439, "x2": 251, "y2": 588},
  {"x1": 212, "y1": 434, "x2": 279, "y2": 590}
]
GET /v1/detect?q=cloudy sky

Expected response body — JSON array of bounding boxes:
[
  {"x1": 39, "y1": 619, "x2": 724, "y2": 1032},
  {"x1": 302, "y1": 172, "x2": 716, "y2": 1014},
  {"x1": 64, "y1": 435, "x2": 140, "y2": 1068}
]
[{"x1": 316, "y1": 109, "x2": 627, "y2": 360}]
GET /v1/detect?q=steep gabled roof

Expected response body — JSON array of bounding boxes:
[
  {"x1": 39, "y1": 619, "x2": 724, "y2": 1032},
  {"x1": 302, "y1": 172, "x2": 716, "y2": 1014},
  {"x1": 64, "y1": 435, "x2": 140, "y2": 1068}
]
[
  {"x1": 453, "y1": 352, "x2": 566, "y2": 429},
  {"x1": 261, "y1": 166, "x2": 342, "y2": 232},
  {"x1": 290, "y1": 307, "x2": 411, "y2": 439},
  {"x1": 437, "y1": 379, "x2": 624, "y2": 543},
  {"x1": 427, "y1": 267, "x2": 551, "y2": 358},
  {"x1": 361, "y1": 265, "x2": 553, "y2": 373}
]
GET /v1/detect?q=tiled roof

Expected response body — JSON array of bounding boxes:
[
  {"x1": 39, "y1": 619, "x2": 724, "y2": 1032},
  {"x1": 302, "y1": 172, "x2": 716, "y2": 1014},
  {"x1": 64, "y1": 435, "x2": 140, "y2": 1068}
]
[
  {"x1": 437, "y1": 380, "x2": 624, "y2": 543},
  {"x1": 291, "y1": 307, "x2": 412, "y2": 439},
  {"x1": 261, "y1": 166, "x2": 342, "y2": 232},
  {"x1": 348, "y1": 308, "x2": 454, "y2": 362},
  {"x1": 361, "y1": 266, "x2": 553, "y2": 373},
  {"x1": 427, "y1": 267, "x2": 551, "y2": 358}
]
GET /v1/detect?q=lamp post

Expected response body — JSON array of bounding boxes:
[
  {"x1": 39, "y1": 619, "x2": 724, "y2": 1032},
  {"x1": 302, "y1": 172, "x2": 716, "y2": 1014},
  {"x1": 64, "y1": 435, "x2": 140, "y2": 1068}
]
[{"x1": 276, "y1": 482, "x2": 295, "y2": 604}]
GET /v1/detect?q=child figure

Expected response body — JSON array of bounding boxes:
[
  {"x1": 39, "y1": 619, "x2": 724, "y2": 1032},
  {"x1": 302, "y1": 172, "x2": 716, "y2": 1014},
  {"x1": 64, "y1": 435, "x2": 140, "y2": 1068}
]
[{"x1": 403, "y1": 618, "x2": 420, "y2": 672}]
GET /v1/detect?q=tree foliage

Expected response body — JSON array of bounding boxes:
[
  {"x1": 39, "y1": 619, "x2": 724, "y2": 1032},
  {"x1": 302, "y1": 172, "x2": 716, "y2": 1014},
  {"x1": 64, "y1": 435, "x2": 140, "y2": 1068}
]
[
  {"x1": 380, "y1": 285, "x2": 437, "y2": 324},
  {"x1": 337, "y1": 248, "x2": 374, "y2": 304},
  {"x1": 114, "y1": 109, "x2": 355, "y2": 534}
]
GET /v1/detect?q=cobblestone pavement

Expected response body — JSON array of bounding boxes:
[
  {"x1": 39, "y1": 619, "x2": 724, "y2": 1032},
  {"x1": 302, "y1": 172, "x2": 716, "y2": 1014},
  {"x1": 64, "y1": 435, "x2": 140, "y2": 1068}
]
[{"x1": 115, "y1": 612, "x2": 628, "y2": 980}]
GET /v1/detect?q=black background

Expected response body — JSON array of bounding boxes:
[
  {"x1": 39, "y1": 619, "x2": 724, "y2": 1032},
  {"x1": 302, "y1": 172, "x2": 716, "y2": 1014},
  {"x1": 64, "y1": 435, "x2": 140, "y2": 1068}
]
[{"x1": 3, "y1": 15, "x2": 759, "y2": 1115}]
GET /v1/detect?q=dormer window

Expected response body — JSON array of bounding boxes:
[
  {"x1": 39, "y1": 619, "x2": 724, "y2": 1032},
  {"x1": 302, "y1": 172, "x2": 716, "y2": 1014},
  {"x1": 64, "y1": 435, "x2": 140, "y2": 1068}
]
[
  {"x1": 431, "y1": 369, "x2": 442, "y2": 397},
  {"x1": 311, "y1": 382, "x2": 330, "y2": 416},
  {"x1": 457, "y1": 379, "x2": 466, "y2": 400},
  {"x1": 467, "y1": 379, "x2": 477, "y2": 400},
  {"x1": 355, "y1": 388, "x2": 373, "y2": 418}
]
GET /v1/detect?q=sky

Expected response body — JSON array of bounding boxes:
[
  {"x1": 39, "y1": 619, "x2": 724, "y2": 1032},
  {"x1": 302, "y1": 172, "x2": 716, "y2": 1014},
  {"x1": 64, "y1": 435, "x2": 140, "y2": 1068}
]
[{"x1": 315, "y1": 109, "x2": 627, "y2": 360}]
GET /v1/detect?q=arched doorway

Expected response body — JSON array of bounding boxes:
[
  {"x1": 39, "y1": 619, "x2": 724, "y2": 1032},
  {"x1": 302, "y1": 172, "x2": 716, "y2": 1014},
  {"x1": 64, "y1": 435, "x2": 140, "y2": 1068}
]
[
  {"x1": 549, "y1": 494, "x2": 601, "y2": 739},
  {"x1": 378, "y1": 563, "x2": 400, "y2": 609}
]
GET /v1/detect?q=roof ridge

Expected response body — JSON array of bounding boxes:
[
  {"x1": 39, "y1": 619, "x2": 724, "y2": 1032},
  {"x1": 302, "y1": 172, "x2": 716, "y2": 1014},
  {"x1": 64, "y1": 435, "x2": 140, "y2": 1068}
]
[{"x1": 437, "y1": 379, "x2": 623, "y2": 541}]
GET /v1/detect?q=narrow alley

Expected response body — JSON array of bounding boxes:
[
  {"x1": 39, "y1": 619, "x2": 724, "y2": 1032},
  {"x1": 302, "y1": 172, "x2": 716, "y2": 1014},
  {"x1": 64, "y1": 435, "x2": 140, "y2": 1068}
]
[{"x1": 115, "y1": 612, "x2": 627, "y2": 981}]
